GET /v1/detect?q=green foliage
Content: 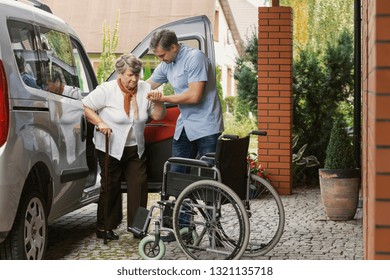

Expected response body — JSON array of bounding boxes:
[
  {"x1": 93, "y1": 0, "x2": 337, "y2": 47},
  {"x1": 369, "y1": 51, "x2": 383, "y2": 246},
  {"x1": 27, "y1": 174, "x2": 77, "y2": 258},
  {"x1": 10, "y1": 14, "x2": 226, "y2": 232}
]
[
  {"x1": 248, "y1": 152, "x2": 270, "y2": 181},
  {"x1": 143, "y1": 61, "x2": 152, "y2": 81},
  {"x1": 224, "y1": 96, "x2": 236, "y2": 114},
  {"x1": 279, "y1": 0, "x2": 310, "y2": 53},
  {"x1": 293, "y1": 28, "x2": 354, "y2": 182},
  {"x1": 323, "y1": 29, "x2": 354, "y2": 102},
  {"x1": 308, "y1": 0, "x2": 354, "y2": 51},
  {"x1": 293, "y1": 48, "x2": 328, "y2": 166},
  {"x1": 162, "y1": 83, "x2": 174, "y2": 96},
  {"x1": 46, "y1": 31, "x2": 73, "y2": 65},
  {"x1": 97, "y1": 10, "x2": 120, "y2": 84},
  {"x1": 292, "y1": 135, "x2": 319, "y2": 185},
  {"x1": 280, "y1": 0, "x2": 354, "y2": 54},
  {"x1": 216, "y1": 66, "x2": 226, "y2": 113},
  {"x1": 234, "y1": 31, "x2": 257, "y2": 118},
  {"x1": 324, "y1": 118, "x2": 355, "y2": 169},
  {"x1": 223, "y1": 112, "x2": 257, "y2": 138}
]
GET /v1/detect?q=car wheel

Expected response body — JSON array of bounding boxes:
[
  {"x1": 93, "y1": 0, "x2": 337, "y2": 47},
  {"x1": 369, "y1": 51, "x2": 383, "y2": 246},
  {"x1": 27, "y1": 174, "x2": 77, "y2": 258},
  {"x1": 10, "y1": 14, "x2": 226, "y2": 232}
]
[{"x1": 0, "y1": 189, "x2": 48, "y2": 260}]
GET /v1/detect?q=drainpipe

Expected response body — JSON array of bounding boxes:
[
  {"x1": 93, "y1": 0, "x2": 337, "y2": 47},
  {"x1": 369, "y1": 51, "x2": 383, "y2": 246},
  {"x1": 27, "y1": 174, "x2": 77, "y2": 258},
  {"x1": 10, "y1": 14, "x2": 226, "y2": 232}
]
[{"x1": 354, "y1": 0, "x2": 362, "y2": 169}]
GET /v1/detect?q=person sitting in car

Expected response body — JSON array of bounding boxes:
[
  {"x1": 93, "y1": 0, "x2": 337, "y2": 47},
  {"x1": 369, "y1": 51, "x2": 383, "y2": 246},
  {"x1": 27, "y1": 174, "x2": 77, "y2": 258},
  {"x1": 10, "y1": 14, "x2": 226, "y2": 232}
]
[{"x1": 15, "y1": 55, "x2": 40, "y2": 89}]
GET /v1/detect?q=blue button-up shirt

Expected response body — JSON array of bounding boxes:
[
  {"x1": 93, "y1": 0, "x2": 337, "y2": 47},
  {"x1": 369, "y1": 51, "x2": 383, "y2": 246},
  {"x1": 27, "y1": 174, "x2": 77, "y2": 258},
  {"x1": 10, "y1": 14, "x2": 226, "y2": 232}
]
[{"x1": 151, "y1": 45, "x2": 224, "y2": 141}]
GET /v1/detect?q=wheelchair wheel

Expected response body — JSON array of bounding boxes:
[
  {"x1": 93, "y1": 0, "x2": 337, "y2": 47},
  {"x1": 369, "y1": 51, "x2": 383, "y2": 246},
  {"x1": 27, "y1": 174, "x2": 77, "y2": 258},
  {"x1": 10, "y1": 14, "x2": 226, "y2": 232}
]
[
  {"x1": 138, "y1": 235, "x2": 166, "y2": 260},
  {"x1": 244, "y1": 174, "x2": 285, "y2": 256},
  {"x1": 172, "y1": 180, "x2": 249, "y2": 260}
]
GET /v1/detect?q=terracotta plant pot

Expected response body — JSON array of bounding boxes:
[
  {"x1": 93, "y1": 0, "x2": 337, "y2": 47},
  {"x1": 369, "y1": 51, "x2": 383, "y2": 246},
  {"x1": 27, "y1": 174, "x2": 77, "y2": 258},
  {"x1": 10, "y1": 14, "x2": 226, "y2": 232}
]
[{"x1": 319, "y1": 168, "x2": 360, "y2": 221}]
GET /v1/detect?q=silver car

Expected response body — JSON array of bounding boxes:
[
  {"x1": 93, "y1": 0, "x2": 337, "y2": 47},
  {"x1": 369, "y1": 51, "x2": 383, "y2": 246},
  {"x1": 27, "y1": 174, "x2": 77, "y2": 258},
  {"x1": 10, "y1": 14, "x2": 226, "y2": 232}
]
[
  {"x1": 0, "y1": 0, "x2": 215, "y2": 260},
  {"x1": 0, "y1": 0, "x2": 100, "y2": 259}
]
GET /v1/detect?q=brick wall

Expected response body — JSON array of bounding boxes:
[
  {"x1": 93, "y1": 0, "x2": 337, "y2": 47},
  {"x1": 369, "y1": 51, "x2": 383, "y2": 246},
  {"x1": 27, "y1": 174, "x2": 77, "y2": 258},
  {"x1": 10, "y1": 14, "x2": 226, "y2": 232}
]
[
  {"x1": 362, "y1": 0, "x2": 390, "y2": 259},
  {"x1": 257, "y1": 6, "x2": 293, "y2": 195}
]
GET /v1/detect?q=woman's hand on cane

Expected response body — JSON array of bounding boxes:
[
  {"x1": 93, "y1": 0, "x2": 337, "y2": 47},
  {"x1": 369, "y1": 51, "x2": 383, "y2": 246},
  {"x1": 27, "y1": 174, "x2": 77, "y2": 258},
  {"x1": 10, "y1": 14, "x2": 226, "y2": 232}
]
[{"x1": 97, "y1": 121, "x2": 112, "y2": 137}]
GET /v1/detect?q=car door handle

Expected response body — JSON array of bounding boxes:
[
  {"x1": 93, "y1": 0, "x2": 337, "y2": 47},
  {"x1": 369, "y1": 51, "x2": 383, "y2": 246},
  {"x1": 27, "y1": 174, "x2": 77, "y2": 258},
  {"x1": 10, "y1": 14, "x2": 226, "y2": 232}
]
[{"x1": 80, "y1": 114, "x2": 87, "y2": 142}]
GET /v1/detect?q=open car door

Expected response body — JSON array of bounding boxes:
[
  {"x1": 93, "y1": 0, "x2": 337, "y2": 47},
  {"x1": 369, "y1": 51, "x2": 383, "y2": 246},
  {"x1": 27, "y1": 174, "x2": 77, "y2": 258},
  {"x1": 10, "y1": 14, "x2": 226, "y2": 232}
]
[{"x1": 109, "y1": 15, "x2": 215, "y2": 192}]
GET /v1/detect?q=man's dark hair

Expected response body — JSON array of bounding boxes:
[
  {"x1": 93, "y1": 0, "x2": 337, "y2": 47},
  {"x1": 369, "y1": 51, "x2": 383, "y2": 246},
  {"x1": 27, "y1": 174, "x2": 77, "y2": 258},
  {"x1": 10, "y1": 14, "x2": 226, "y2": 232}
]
[{"x1": 149, "y1": 29, "x2": 178, "y2": 51}]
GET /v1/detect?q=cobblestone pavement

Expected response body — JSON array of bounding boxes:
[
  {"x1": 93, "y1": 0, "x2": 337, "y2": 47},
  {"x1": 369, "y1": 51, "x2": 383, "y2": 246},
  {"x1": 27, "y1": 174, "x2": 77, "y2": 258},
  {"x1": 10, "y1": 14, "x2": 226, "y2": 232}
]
[{"x1": 45, "y1": 187, "x2": 363, "y2": 260}]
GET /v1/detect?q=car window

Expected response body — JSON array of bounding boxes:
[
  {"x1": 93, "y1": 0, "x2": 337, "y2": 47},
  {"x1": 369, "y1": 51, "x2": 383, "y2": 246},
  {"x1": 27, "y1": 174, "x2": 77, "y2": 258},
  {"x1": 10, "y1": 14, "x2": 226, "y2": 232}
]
[
  {"x1": 39, "y1": 27, "x2": 80, "y2": 97},
  {"x1": 7, "y1": 20, "x2": 42, "y2": 89},
  {"x1": 70, "y1": 39, "x2": 92, "y2": 94}
]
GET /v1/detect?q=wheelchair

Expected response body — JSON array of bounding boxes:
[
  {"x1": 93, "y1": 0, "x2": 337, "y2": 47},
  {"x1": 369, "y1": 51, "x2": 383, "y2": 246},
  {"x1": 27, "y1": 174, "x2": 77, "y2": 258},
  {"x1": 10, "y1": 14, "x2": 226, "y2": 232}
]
[{"x1": 128, "y1": 130, "x2": 285, "y2": 260}]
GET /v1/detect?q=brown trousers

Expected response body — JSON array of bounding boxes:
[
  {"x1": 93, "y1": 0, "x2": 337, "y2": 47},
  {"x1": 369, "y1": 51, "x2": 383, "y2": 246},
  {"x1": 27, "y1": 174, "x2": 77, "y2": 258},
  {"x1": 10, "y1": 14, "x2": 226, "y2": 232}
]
[{"x1": 96, "y1": 146, "x2": 148, "y2": 230}]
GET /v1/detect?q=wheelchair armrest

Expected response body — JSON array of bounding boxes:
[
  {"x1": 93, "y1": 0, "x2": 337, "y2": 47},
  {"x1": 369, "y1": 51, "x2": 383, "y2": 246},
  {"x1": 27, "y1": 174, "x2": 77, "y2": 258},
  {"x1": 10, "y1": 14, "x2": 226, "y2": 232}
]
[
  {"x1": 204, "y1": 152, "x2": 215, "y2": 158},
  {"x1": 200, "y1": 156, "x2": 215, "y2": 162},
  {"x1": 167, "y1": 157, "x2": 213, "y2": 168}
]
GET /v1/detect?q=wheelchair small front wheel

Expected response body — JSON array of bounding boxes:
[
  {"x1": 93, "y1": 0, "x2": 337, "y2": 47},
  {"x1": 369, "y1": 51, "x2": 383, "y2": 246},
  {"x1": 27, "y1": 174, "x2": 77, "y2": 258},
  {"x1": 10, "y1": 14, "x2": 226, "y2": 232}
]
[{"x1": 138, "y1": 235, "x2": 166, "y2": 260}]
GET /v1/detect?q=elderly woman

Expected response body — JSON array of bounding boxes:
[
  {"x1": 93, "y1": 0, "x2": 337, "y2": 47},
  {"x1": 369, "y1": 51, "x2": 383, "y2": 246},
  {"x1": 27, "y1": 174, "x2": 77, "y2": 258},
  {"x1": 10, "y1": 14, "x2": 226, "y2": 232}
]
[{"x1": 82, "y1": 54, "x2": 166, "y2": 240}]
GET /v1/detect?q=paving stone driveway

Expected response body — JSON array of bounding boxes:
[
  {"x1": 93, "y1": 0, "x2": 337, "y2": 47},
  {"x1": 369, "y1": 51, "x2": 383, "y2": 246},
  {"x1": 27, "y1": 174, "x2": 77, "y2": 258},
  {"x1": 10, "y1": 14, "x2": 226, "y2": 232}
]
[{"x1": 45, "y1": 187, "x2": 363, "y2": 260}]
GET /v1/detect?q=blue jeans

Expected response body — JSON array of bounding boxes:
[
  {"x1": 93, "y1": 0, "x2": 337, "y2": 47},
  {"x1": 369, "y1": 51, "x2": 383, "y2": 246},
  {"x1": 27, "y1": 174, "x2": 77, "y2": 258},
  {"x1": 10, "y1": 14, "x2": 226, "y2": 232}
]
[
  {"x1": 171, "y1": 129, "x2": 220, "y2": 228},
  {"x1": 171, "y1": 129, "x2": 220, "y2": 173}
]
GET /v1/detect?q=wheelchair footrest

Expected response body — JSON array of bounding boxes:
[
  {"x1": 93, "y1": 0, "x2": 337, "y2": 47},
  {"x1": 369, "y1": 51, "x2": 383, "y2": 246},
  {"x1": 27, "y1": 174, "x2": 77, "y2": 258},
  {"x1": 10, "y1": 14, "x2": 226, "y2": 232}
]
[{"x1": 128, "y1": 207, "x2": 150, "y2": 236}]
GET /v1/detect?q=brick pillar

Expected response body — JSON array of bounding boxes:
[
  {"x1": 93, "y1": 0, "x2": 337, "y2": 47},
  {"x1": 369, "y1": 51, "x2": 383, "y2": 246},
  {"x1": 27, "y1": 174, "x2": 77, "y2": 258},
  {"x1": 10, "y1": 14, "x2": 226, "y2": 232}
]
[
  {"x1": 362, "y1": 0, "x2": 390, "y2": 260},
  {"x1": 258, "y1": 6, "x2": 293, "y2": 195}
]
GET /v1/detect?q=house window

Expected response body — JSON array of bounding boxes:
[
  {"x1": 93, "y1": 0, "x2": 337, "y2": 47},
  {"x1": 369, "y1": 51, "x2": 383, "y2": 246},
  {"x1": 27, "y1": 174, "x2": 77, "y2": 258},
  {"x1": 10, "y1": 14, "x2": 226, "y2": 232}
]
[
  {"x1": 227, "y1": 67, "x2": 232, "y2": 96},
  {"x1": 214, "y1": 10, "x2": 219, "y2": 42}
]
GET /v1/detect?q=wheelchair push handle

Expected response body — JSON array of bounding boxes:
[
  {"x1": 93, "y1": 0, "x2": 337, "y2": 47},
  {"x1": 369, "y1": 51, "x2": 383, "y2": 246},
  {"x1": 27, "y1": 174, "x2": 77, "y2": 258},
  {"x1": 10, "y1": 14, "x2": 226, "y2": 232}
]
[
  {"x1": 248, "y1": 130, "x2": 267, "y2": 137},
  {"x1": 220, "y1": 134, "x2": 240, "y2": 140},
  {"x1": 220, "y1": 130, "x2": 267, "y2": 140}
]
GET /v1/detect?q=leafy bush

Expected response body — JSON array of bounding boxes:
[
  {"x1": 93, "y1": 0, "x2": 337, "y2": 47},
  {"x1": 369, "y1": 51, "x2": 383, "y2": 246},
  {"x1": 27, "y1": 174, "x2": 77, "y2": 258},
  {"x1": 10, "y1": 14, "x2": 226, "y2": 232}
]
[
  {"x1": 233, "y1": 31, "x2": 257, "y2": 118},
  {"x1": 324, "y1": 118, "x2": 355, "y2": 169},
  {"x1": 293, "y1": 28, "x2": 354, "y2": 183},
  {"x1": 143, "y1": 61, "x2": 152, "y2": 80},
  {"x1": 224, "y1": 96, "x2": 236, "y2": 114},
  {"x1": 162, "y1": 82, "x2": 174, "y2": 96},
  {"x1": 222, "y1": 112, "x2": 257, "y2": 138},
  {"x1": 97, "y1": 11, "x2": 119, "y2": 84},
  {"x1": 216, "y1": 66, "x2": 226, "y2": 113},
  {"x1": 292, "y1": 135, "x2": 319, "y2": 185}
]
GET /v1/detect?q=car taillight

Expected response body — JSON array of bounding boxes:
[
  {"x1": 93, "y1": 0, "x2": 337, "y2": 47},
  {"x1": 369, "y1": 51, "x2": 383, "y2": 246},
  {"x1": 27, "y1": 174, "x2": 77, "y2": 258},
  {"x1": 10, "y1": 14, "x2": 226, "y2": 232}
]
[{"x1": 0, "y1": 59, "x2": 9, "y2": 147}]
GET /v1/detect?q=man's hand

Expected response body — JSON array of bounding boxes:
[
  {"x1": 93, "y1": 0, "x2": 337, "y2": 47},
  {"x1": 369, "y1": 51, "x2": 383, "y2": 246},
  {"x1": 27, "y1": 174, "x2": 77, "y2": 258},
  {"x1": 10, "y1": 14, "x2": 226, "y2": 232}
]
[{"x1": 146, "y1": 90, "x2": 165, "y2": 102}]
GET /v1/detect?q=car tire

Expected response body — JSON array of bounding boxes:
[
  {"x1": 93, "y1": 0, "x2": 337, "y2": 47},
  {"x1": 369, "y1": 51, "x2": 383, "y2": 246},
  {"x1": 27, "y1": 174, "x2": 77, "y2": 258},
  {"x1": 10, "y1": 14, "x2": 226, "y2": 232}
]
[{"x1": 0, "y1": 189, "x2": 48, "y2": 260}]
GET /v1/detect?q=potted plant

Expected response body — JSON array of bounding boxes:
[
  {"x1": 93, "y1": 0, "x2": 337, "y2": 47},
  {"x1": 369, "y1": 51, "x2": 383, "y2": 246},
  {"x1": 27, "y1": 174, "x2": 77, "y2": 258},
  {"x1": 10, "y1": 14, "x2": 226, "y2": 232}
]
[{"x1": 319, "y1": 118, "x2": 360, "y2": 220}]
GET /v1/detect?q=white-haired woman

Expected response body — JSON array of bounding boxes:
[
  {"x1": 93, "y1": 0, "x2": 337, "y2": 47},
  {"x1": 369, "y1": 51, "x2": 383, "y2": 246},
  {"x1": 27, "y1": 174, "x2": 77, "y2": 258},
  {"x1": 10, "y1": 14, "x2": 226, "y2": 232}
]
[{"x1": 82, "y1": 54, "x2": 166, "y2": 240}]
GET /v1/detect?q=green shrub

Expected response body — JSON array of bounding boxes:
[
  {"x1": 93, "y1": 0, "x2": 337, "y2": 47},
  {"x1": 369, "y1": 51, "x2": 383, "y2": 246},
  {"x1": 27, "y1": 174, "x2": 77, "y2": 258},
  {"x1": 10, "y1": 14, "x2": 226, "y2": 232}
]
[
  {"x1": 292, "y1": 135, "x2": 319, "y2": 185},
  {"x1": 324, "y1": 118, "x2": 355, "y2": 169},
  {"x1": 162, "y1": 82, "x2": 174, "y2": 96},
  {"x1": 223, "y1": 112, "x2": 257, "y2": 138},
  {"x1": 97, "y1": 11, "x2": 119, "y2": 84},
  {"x1": 234, "y1": 31, "x2": 257, "y2": 117},
  {"x1": 224, "y1": 96, "x2": 236, "y2": 113},
  {"x1": 293, "y1": 28, "x2": 354, "y2": 183}
]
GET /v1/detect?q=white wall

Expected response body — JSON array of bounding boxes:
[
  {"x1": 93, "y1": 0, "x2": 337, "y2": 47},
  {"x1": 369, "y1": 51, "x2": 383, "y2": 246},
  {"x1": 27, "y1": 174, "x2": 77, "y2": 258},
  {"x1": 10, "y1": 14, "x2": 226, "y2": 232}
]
[{"x1": 214, "y1": 1, "x2": 239, "y2": 98}]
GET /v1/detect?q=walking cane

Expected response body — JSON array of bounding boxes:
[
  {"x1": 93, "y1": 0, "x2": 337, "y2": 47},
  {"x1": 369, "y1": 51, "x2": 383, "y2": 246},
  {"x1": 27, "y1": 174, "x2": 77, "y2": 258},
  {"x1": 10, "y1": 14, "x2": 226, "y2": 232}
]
[{"x1": 103, "y1": 132, "x2": 109, "y2": 245}]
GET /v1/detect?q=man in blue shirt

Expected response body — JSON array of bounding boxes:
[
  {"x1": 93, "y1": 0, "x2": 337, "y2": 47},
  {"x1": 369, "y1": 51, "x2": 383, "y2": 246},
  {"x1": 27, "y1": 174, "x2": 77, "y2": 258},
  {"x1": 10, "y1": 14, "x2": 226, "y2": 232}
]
[{"x1": 147, "y1": 29, "x2": 224, "y2": 173}]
